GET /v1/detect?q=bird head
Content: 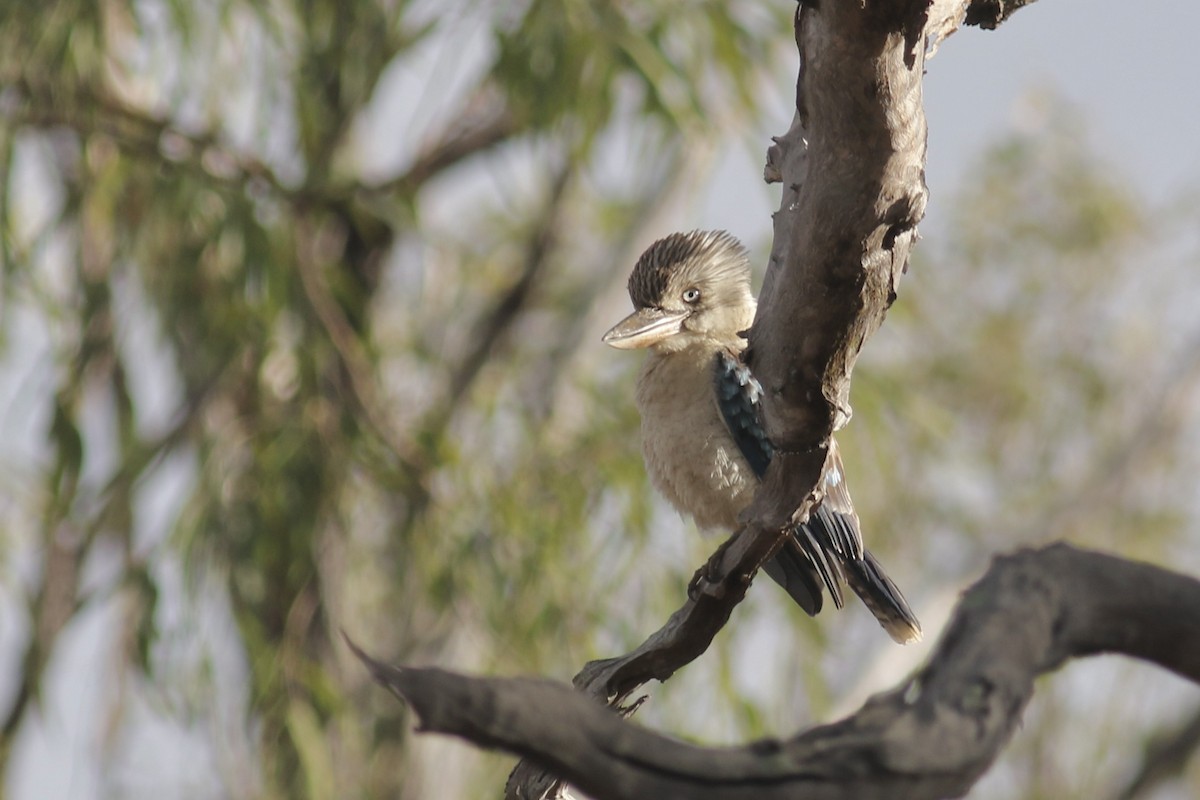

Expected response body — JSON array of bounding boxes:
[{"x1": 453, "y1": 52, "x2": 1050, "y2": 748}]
[{"x1": 602, "y1": 230, "x2": 755, "y2": 352}]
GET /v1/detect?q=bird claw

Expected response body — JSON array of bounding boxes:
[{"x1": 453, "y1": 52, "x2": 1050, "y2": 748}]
[
  {"x1": 691, "y1": 542, "x2": 724, "y2": 597},
  {"x1": 687, "y1": 563, "x2": 721, "y2": 601},
  {"x1": 687, "y1": 534, "x2": 749, "y2": 601}
]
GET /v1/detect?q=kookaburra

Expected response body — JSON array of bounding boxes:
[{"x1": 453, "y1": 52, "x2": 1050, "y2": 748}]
[{"x1": 603, "y1": 230, "x2": 921, "y2": 644}]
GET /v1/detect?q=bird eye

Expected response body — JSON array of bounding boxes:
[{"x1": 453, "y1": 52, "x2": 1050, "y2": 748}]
[{"x1": 682, "y1": 288, "x2": 701, "y2": 304}]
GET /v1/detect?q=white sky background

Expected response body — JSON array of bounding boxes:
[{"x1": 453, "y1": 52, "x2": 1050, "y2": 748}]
[
  {"x1": 698, "y1": 0, "x2": 1200, "y2": 252},
  {"x1": 5, "y1": 1, "x2": 1200, "y2": 797}
]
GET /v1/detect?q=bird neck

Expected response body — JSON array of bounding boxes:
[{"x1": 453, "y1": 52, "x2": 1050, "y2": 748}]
[{"x1": 653, "y1": 330, "x2": 745, "y2": 358}]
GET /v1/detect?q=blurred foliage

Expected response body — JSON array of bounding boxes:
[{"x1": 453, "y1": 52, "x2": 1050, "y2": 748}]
[
  {"x1": 0, "y1": 0, "x2": 790, "y2": 797},
  {"x1": 2, "y1": 2, "x2": 1200, "y2": 800}
]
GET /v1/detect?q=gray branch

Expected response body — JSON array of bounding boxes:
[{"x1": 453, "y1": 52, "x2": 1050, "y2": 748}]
[
  {"x1": 350, "y1": 544, "x2": 1200, "y2": 800},
  {"x1": 747, "y1": 0, "x2": 932, "y2": 527}
]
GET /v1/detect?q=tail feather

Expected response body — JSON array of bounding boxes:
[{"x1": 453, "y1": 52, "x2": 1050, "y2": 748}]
[
  {"x1": 762, "y1": 542, "x2": 824, "y2": 617},
  {"x1": 844, "y1": 549, "x2": 922, "y2": 644},
  {"x1": 794, "y1": 526, "x2": 846, "y2": 609}
]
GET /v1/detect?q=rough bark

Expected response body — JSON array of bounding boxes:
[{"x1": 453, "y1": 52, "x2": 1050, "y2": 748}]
[
  {"x1": 351, "y1": 545, "x2": 1200, "y2": 800},
  {"x1": 746, "y1": 0, "x2": 934, "y2": 536}
]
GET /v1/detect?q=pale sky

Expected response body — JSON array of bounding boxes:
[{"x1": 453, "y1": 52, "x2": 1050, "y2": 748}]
[{"x1": 699, "y1": 0, "x2": 1200, "y2": 245}]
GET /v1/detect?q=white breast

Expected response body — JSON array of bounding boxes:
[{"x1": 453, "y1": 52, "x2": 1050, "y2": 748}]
[{"x1": 635, "y1": 346, "x2": 759, "y2": 532}]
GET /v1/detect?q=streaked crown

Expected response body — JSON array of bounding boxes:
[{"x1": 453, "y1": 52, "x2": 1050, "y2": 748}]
[{"x1": 628, "y1": 230, "x2": 750, "y2": 310}]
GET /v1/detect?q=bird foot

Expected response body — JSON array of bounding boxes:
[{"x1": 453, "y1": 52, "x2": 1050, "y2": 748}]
[{"x1": 687, "y1": 535, "x2": 744, "y2": 601}]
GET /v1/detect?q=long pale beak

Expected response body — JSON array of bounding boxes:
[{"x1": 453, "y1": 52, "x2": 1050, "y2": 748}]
[{"x1": 602, "y1": 307, "x2": 687, "y2": 349}]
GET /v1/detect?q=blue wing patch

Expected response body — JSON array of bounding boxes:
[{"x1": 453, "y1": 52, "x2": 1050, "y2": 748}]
[{"x1": 713, "y1": 350, "x2": 774, "y2": 479}]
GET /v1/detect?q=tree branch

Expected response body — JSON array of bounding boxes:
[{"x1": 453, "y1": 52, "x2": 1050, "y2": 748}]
[
  {"x1": 5, "y1": 76, "x2": 515, "y2": 212},
  {"x1": 351, "y1": 544, "x2": 1200, "y2": 800},
  {"x1": 747, "y1": 0, "x2": 932, "y2": 527}
]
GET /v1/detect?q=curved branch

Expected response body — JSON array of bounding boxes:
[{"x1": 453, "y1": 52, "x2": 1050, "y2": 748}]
[{"x1": 351, "y1": 544, "x2": 1200, "y2": 800}]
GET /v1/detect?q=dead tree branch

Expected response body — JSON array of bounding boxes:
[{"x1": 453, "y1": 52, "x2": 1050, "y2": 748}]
[
  {"x1": 747, "y1": 0, "x2": 932, "y2": 528},
  {"x1": 351, "y1": 544, "x2": 1200, "y2": 800}
]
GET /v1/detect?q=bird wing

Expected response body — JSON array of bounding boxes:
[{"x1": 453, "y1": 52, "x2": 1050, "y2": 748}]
[
  {"x1": 712, "y1": 350, "x2": 847, "y2": 610},
  {"x1": 712, "y1": 353, "x2": 921, "y2": 642},
  {"x1": 712, "y1": 349, "x2": 773, "y2": 478}
]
